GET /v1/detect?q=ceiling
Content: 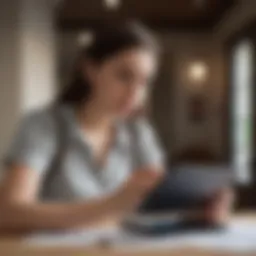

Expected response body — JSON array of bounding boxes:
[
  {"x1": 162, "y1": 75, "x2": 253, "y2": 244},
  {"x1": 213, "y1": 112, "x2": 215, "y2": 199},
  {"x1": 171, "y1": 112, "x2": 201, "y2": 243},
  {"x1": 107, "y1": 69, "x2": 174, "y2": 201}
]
[{"x1": 57, "y1": 0, "x2": 235, "y2": 31}]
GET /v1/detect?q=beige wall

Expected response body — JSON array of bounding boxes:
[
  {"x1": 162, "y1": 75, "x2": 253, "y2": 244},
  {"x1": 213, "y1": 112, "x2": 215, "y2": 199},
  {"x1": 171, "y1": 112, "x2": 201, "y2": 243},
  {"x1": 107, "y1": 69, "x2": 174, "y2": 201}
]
[
  {"x1": 0, "y1": 1, "x2": 21, "y2": 165},
  {"x1": 0, "y1": 0, "x2": 56, "y2": 171},
  {"x1": 20, "y1": 0, "x2": 56, "y2": 113}
]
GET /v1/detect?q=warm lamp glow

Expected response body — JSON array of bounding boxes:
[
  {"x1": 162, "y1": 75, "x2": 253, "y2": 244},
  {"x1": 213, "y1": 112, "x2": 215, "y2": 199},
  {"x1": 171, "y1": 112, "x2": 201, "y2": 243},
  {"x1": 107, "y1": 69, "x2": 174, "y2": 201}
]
[
  {"x1": 77, "y1": 31, "x2": 94, "y2": 47},
  {"x1": 188, "y1": 62, "x2": 208, "y2": 84},
  {"x1": 104, "y1": 0, "x2": 121, "y2": 10}
]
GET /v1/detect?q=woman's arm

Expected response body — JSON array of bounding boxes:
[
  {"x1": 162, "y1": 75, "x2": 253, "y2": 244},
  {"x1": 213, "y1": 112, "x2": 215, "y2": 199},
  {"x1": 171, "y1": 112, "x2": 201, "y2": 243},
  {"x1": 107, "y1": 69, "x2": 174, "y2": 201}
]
[
  {"x1": 0, "y1": 165, "x2": 117, "y2": 232},
  {"x1": 0, "y1": 111, "x2": 163, "y2": 232},
  {"x1": 0, "y1": 164, "x2": 162, "y2": 232}
]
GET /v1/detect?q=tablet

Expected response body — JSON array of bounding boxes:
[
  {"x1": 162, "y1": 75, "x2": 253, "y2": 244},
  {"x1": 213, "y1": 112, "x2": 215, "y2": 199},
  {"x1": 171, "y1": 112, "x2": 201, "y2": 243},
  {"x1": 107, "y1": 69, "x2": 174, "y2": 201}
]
[
  {"x1": 123, "y1": 165, "x2": 232, "y2": 236},
  {"x1": 123, "y1": 215, "x2": 225, "y2": 236},
  {"x1": 138, "y1": 165, "x2": 233, "y2": 213}
]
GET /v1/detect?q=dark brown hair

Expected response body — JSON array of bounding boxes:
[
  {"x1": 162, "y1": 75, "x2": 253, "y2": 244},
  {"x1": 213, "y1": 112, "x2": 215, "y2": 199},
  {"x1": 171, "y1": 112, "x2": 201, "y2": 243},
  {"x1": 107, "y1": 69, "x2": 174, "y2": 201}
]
[{"x1": 57, "y1": 22, "x2": 159, "y2": 107}]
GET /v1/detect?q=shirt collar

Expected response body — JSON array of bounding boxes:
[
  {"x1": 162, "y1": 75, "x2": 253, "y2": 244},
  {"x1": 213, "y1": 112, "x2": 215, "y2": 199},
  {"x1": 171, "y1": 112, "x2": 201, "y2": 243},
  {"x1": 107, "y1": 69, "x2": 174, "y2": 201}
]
[{"x1": 59, "y1": 104, "x2": 130, "y2": 151}]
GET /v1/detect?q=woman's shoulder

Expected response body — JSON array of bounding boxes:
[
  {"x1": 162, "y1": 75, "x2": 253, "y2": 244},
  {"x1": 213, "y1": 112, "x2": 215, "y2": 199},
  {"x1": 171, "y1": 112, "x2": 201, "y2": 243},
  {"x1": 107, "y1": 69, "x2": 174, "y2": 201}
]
[
  {"x1": 19, "y1": 105, "x2": 73, "y2": 140},
  {"x1": 21, "y1": 105, "x2": 76, "y2": 140},
  {"x1": 5, "y1": 106, "x2": 64, "y2": 172},
  {"x1": 23, "y1": 104, "x2": 73, "y2": 124},
  {"x1": 21, "y1": 106, "x2": 57, "y2": 129}
]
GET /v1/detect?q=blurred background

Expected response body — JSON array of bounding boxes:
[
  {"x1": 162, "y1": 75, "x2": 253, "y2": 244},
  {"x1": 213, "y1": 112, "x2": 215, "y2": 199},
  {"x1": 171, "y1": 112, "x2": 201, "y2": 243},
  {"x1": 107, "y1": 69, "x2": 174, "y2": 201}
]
[{"x1": 0, "y1": 0, "x2": 256, "y2": 208}]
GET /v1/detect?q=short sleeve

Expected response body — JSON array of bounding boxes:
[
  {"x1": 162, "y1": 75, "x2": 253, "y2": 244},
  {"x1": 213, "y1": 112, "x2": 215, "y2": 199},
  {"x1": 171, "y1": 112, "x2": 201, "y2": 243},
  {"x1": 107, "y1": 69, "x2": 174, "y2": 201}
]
[
  {"x1": 5, "y1": 109, "x2": 57, "y2": 175},
  {"x1": 129, "y1": 118, "x2": 165, "y2": 169}
]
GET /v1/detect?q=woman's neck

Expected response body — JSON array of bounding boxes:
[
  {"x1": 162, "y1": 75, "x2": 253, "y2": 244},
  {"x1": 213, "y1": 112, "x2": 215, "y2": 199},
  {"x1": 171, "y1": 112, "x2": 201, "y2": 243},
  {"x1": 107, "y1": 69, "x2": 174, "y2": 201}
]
[{"x1": 77, "y1": 100, "x2": 113, "y2": 131}]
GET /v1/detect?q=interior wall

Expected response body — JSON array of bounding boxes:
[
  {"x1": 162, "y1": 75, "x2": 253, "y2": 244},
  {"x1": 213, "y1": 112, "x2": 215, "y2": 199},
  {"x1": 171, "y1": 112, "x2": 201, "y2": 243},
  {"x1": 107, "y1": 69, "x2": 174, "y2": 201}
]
[
  {"x1": 0, "y1": 0, "x2": 56, "y2": 172},
  {"x1": 0, "y1": 1, "x2": 21, "y2": 167},
  {"x1": 19, "y1": 0, "x2": 57, "y2": 113},
  {"x1": 155, "y1": 33, "x2": 226, "y2": 161},
  {"x1": 158, "y1": 0, "x2": 256, "y2": 163},
  {"x1": 154, "y1": 0, "x2": 256, "y2": 162}
]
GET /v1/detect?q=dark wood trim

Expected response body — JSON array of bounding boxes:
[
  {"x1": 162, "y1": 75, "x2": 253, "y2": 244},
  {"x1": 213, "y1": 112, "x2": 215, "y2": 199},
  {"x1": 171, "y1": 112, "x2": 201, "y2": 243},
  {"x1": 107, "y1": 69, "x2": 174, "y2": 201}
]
[
  {"x1": 210, "y1": 0, "x2": 235, "y2": 29},
  {"x1": 56, "y1": 18, "x2": 215, "y2": 33},
  {"x1": 221, "y1": 41, "x2": 232, "y2": 163},
  {"x1": 55, "y1": 0, "x2": 235, "y2": 32}
]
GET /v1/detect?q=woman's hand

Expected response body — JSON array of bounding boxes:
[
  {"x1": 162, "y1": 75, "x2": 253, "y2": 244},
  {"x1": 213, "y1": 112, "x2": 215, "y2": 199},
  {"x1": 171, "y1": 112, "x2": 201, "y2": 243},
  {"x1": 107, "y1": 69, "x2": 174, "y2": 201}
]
[
  {"x1": 127, "y1": 166, "x2": 164, "y2": 191},
  {"x1": 202, "y1": 187, "x2": 235, "y2": 225},
  {"x1": 110, "y1": 166, "x2": 164, "y2": 214}
]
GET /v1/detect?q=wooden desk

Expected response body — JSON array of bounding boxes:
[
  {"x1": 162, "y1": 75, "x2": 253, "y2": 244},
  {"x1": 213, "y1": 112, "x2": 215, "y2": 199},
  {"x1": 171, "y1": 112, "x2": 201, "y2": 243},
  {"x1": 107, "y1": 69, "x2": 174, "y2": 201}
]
[{"x1": 0, "y1": 213, "x2": 255, "y2": 256}]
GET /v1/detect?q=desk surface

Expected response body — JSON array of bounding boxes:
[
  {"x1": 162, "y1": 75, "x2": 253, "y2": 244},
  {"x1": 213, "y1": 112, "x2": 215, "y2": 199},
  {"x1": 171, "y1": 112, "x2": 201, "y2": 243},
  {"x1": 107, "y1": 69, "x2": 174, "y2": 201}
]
[{"x1": 0, "y1": 213, "x2": 255, "y2": 256}]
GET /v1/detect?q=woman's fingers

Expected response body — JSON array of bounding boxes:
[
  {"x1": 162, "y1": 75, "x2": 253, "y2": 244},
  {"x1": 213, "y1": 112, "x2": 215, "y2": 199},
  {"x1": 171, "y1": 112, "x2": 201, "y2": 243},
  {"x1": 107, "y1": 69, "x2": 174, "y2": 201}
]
[
  {"x1": 204, "y1": 187, "x2": 235, "y2": 224},
  {"x1": 129, "y1": 167, "x2": 164, "y2": 191}
]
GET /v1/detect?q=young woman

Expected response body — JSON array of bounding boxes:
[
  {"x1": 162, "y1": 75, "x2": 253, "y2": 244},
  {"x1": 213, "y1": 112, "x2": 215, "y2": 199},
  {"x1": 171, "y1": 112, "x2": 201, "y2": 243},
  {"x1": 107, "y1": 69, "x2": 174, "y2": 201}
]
[{"x1": 0, "y1": 22, "x2": 233, "y2": 232}]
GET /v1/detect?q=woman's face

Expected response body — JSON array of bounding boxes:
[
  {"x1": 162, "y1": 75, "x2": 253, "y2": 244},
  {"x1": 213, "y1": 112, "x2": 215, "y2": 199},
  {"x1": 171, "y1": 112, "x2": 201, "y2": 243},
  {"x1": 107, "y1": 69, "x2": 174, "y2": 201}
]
[{"x1": 85, "y1": 48, "x2": 157, "y2": 118}]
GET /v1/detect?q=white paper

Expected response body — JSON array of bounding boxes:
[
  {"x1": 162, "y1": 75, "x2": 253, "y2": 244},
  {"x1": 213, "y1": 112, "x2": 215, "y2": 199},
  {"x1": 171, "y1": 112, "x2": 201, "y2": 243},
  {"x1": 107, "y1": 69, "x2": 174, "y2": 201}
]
[
  {"x1": 25, "y1": 226, "x2": 119, "y2": 247},
  {"x1": 24, "y1": 220, "x2": 256, "y2": 252},
  {"x1": 112, "y1": 220, "x2": 256, "y2": 252},
  {"x1": 185, "y1": 220, "x2": 256, "y2": 252}
]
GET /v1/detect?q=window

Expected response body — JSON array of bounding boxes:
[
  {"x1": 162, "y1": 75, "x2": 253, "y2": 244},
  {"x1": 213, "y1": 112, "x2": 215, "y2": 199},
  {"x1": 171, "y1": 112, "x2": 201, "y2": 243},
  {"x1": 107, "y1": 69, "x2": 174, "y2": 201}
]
[{"x1": 231, "y1": 39, "x2": 254, "y2": 184}]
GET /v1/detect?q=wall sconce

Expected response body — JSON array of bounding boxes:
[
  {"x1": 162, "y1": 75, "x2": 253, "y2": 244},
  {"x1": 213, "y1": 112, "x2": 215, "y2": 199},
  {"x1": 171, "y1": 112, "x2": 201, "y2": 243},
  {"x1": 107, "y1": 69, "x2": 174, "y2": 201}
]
[
  {"x1": 188, "y1": 61, "x2": 208, "y2": 90},
  {"x1": 77, "y1": 31, "x2": 94, "y2": 47},
  {"x1": 103, "y1": 0, "x2": 121, "y2": 10}
]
